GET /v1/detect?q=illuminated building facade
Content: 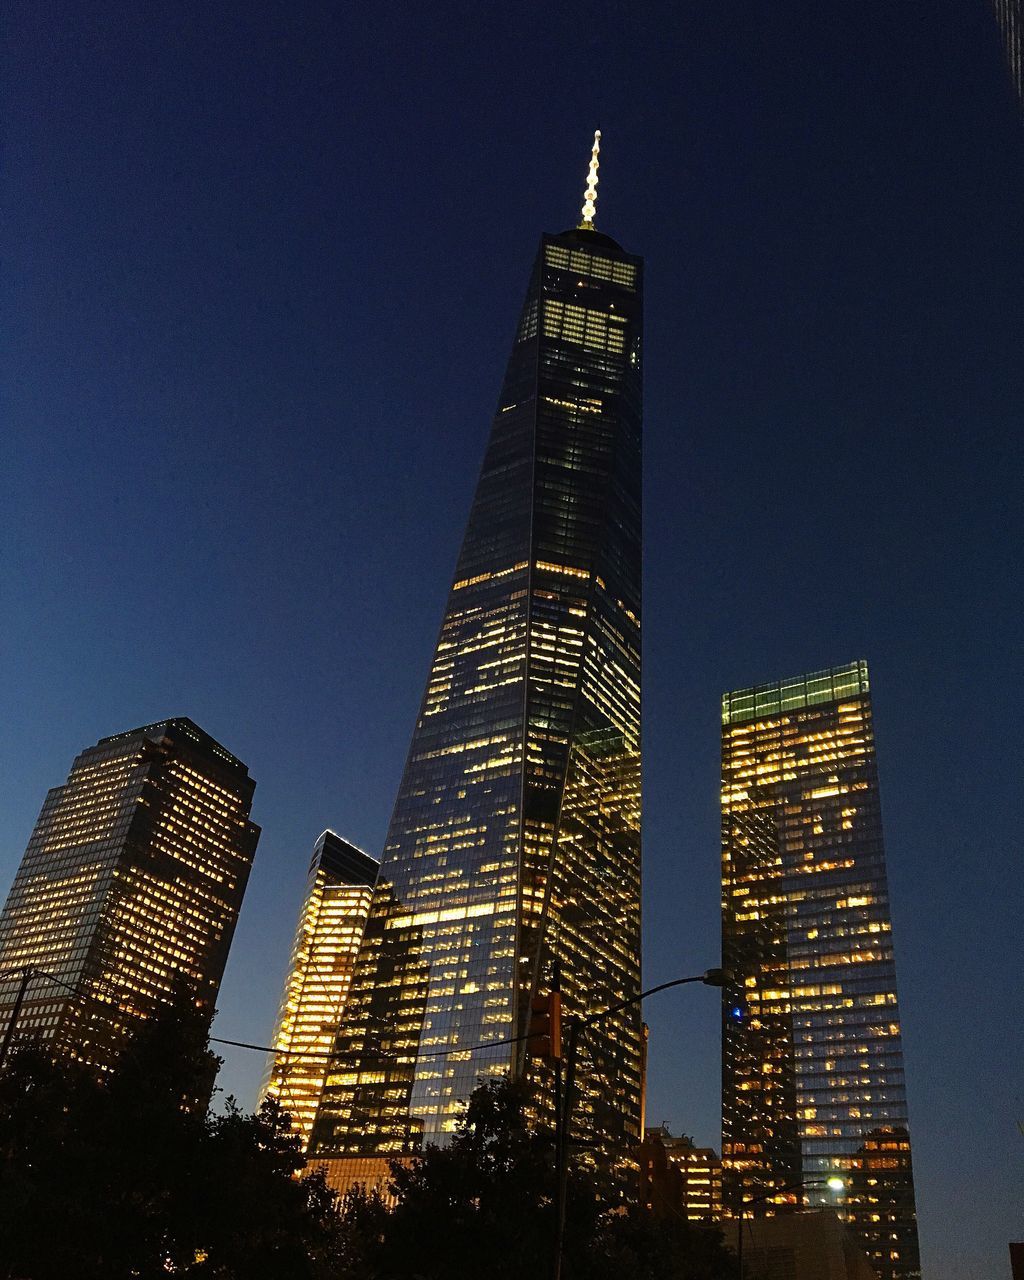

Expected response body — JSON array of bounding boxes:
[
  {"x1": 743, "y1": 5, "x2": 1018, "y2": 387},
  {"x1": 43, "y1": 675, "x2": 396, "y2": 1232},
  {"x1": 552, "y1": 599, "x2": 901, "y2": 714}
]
[
  {"x1": 720, "y1": 661, "x2": 920, "y2": 1280},
  {"x1": 310, "y1": 136, "x2": 643, "y2": 1172},
  {"x1": 665, "y1": 1133, "x2": 723, "y2": 1220},
  {"x1": 264, "y1": 830, "x2": 378, "y2": 1149},
  {"x1": 640, "y1": 1127, "x2": 723, "y2": 1221},
  {"x1": 0, "y1": 719, "x2": 259, "y2": 1071},
  {"x1": 992, "y1": 0, "x2": 1024, "y2": 106}
]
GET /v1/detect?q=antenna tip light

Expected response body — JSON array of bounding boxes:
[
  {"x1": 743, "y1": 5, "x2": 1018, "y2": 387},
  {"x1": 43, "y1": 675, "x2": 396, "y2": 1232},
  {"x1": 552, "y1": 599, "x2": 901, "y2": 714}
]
[{"x1": 579, "y1": 129, "x2": 603, "y2": 229}]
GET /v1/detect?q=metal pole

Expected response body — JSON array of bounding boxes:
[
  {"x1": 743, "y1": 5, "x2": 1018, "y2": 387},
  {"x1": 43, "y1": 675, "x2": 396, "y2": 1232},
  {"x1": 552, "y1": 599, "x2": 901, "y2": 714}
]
[
  {"x1": 555, "y1": 1049, "x2": 563, "y2": 1269},
  {"x1": 737, "y1": 1201, "x2": 744, "y2": 1279},
  {"x1": 0, "y1": 966, "x2": 34, "y2": 1068},
  {"x1": 551, "y1": 966, "x2": 564, "y2": 1276},
  {"x1": 553, "y1": 1016, "x2": 580, "y2": 1280},
  {"x1": 551, "y1": 971, "x2": 729, "y2": 1280}
]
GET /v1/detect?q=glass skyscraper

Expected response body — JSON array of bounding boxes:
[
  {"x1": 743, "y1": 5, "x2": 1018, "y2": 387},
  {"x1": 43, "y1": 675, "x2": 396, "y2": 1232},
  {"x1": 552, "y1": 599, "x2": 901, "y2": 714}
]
[
  {"x1": 264, "y1": 830, "x2": 378, "y2": 1149},
  {"x1": 0, "y1": 718, "x2": 259, "y2": 1072},
  {"x1": 310, "y1": 136, "x2": 643, "y2": 1176},
  {"x1": 720, "y1": 661, "x2": 920, "y2": 1280},
  {"x1": 992, "y1": 0, "x2": 1024, "y2": 105}
]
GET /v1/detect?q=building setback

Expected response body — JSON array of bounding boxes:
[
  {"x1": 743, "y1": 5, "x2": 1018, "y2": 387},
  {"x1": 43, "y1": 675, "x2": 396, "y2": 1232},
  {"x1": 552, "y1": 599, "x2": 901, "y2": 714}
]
[
  {"x1": 264, "y1": 830, "x2": 378, "y2": 1149},
  {"x1": 720, "y1": 661, "x2": 920, "y2": 1280},
  {"x1": 0, "y1": 718, "x2": 259, "y2": 1072},
  {"x1": 310, "y1": 135, "x2": 643, "y2": 1180}
]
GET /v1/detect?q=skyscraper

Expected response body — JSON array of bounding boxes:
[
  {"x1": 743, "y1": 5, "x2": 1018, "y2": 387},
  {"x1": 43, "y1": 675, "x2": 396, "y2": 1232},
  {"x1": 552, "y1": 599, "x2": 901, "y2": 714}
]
[
  {"x1": 310, "y1": 134, "x2": 643, "y2": 1176},
  {"x1": 992, "y1": 0, "x2": 1024, "y2": 107},
  {"x1": 720, "y1": 661, "x2": 920, "y2": 1280},
  {"x1": 264, "y1": 830, "x2": 378, "y2": 1149},
  {"x1": 0, "y1": 718, "x2": 259, "y2": 1071}
]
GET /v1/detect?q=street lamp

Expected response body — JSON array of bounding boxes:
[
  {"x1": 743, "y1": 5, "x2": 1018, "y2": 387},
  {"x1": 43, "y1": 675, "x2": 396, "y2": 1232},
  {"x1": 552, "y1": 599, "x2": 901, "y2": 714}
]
[
  {"x1": 552, "y1": 968, "x2": 730, "y2": 1280},
  {"x1": 735, "y1": 1177, "x2": 846, "y2": 1278}
]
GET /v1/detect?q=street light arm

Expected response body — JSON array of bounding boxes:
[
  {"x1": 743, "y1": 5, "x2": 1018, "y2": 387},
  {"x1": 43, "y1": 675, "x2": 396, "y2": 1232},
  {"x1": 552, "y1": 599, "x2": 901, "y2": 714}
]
[
  {"x1": 580, "y1": 968, "x2": 731, "y2": 1029},
  {"x1": 553, "y1": 967, "x2": 726, "y2": 1280}
]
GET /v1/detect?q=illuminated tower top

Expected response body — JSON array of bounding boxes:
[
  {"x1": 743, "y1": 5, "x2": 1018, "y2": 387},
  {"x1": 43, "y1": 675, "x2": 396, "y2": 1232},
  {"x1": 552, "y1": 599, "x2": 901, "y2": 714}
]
[{"x1": 578, "y1": 129, "x2": 602, "y2": 229}]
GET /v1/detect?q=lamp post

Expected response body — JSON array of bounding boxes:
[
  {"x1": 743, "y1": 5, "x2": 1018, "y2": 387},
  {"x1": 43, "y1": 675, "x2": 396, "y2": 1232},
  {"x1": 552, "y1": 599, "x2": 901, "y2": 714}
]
[
  {"x1": 553, "y1": 967, "x2": 730, "y2": 1280},
  {"x1": 735, "y1": 1176, "x2": 845, "y2": 1278}
]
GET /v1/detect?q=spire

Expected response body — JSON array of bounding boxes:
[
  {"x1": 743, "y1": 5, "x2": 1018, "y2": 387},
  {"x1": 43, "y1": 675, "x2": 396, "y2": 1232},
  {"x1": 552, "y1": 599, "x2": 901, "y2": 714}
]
[{"x1": 578, "y1": 129, "x2": 601, "y2": 230}]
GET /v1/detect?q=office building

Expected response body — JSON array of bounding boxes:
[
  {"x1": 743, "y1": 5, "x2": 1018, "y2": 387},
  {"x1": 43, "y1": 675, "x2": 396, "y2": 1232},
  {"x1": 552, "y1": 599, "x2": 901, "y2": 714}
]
[
  {"x1": 665, "y1": 1132, "x2": 723, "y2": 1221},
  {"x1": 721, "y1": 661, "x2": 920, "y2": 1280},
  {"x1": 992, "y1": 1, "x2": 1024, "y2": 106},
  {"x1": 264, "y1": 831, "x2": 378, "y2": 1149},
  {"x1": 640, "y1": 1127, "x2": 723, "y2": 1221},
  {"x1": 310, "y1": 134, "x2": 643, "y2": 1177},
  {"x1": 0, "y1": 718, "x2": 259, "y2": 1072}
]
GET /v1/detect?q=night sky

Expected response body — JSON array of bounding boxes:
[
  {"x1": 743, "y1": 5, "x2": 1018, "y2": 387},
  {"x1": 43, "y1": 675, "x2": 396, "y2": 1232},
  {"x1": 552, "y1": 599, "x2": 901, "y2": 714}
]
[{"x1": 3, "y1": 2, "x2": 1022, "y2": 1276}]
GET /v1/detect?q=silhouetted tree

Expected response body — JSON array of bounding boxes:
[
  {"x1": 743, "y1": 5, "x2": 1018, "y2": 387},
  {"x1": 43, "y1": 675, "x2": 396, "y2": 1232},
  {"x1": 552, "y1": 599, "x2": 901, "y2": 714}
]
[
  {"x1": 330, "y1": 1077, "x2": 737, "y2": 1280},
  {"x1": 588, "y1": 1206, "x2": 740, "y2": 1280},
  {"x1": 0, "y1": 988, "x2": 342, "y2": 1279},
  {"x1": 0, "y1": 1007, "x2": 734, "y2": 1280},
  {"x1": 345, "y1": 1077, "x2": 592, "y2": 1278}
]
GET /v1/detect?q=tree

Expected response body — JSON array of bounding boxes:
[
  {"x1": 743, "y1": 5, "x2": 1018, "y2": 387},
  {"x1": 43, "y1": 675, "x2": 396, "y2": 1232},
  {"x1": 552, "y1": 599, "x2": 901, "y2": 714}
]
[
  {"x1": 0, "y1": 1008, "x2": 736, "y2": 1280},
  {"x1": 331, "y1": 1077, "x2": 737, "y2": 1280},
  {"x1": 588, "y1": 1208, "x2": 739, "y2": 1280},
  {"x1": 0, "y1": 989, "x2": 343, "y2": 1279},
  {"x1": 187, "y1": 1097, "x2": 344, "y2": 1278},
  {"x1": 348, "y1": 1076, "x2": 594, "y2": 1279}
]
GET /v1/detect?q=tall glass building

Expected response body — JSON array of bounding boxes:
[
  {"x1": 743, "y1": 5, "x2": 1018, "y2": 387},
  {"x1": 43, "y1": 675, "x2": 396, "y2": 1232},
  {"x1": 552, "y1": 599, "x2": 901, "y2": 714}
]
[
  {"x1": 0, "y1": 718, "x2": 259, "y2": 1072},
  {"x1": 992, "y1": 0, "x2": 1024, "y2": 106},
  {"x1": 310, "y1": 135, "x2": 643, "y2": 1176},
  {"x1": 264, "y1": 830, "x2": 378, "y2": 1149},
  {"x1": 720, "y1": 661, "x2": 920, "y2": 1280}
]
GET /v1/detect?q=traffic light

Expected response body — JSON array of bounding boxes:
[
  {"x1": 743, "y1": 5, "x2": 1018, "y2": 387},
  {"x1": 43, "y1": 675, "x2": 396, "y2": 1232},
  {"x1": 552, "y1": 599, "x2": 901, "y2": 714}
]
[{"x1": 526, "y1": 991, "x2": 562, "y2": 1060}]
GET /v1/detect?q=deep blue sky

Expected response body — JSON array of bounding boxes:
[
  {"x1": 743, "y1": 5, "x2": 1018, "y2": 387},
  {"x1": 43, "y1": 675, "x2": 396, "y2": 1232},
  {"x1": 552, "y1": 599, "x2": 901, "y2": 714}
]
[{"x1": 2, "y1": 2, "x2": 1022, "y2": 1275}]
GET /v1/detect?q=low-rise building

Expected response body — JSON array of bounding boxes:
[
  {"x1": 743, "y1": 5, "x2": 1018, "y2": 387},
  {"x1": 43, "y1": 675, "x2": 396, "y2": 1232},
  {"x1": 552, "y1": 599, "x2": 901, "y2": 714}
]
[
  {"x1": 640, "y1": 1126, "x2": 723, "y2": 1221},
  {"x1": 722, "y1": 1210, "x2": 878, "y2": 1280}
]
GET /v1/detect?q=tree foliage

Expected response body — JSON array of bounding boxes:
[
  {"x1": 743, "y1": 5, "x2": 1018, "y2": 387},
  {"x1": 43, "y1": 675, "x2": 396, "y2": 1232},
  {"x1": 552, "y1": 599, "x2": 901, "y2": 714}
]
[
  {"x1": 0, "y1": 1004, "x2": 735, "y2": 1280},
  {"x1": 331, "y1": 1076, "x2": 598, "y2": 1279},
  {"x1": 0, "y1": 989, "x2": 341, "y2": 1279},
  {"x1": 328, "y1": 1077, "x2": 737, "y2": 1280}
]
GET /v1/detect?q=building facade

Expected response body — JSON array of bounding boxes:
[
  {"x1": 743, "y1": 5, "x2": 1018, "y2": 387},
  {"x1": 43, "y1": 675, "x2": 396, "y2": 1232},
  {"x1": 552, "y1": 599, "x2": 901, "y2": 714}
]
[
  {"x1": 640, "y1": 1127, "x2": 723, "y2": 1221},
  {"x1": 0, "y1": 718, "x2": 259, "y2": 1072},
  {"x1": 264, "y1": 831, "x2": 378, "y2": 1149},
  {"x1": 992, "y1": 0, "x2": 1024, "y2": 106},
  {"x1": 720, "y1": 661, "x2": 920, "y2": 1280},
  {"x1": 664, "y1": 1132, "x2": 723, "y2": 1221},
  {"x1": 310, "y1": 137, "x2": 643, "y2": 1176},
  {"x1": 721, "y1": 1211, "x2": 880, "y2": 1280}
]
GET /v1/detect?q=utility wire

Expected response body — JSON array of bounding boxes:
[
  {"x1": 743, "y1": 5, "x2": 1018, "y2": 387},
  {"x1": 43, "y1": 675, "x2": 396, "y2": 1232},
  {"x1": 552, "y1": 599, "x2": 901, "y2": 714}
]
[
  {"x1": 4, "y1": 963, "x2": 712, "y2": 1070},
  {"x1": 212, "y1": 1027, "x2": 531, "y2": 1063},
  {"x1": 1, "y1": 963, "x2": 533, "y2": 1064}
]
